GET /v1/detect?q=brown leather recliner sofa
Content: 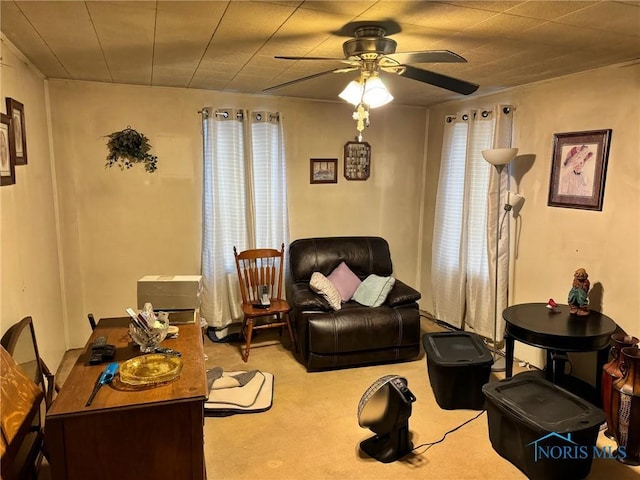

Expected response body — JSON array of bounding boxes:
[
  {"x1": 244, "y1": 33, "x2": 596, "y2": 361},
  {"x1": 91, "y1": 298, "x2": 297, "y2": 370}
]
[{"x1": 287, "y1": 236, "x2": 422, "y2": 371}]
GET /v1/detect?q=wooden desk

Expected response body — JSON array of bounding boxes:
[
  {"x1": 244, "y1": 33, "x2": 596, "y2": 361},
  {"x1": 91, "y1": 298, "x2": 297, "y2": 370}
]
[{"x1": 45, "y1": 317, "x2": 208, "y2": 480}]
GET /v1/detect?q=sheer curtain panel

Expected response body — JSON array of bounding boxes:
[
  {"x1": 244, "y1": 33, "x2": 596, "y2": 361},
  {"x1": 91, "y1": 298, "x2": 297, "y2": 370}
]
[
  {"x1": 250, "y1": 112, "x2": 289, "y2": 248},
  {"x1": 431, "y1": 106, "x2": 514, "y2": 340},
  {"x1": 201, "y1": 108, "x2": 289, "y2": 334}
]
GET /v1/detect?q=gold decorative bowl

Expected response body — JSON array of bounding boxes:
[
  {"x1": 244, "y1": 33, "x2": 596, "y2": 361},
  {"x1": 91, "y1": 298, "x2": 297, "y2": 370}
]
[{"x1": 119, "y1": 353, "x2": 183, "y2": 386}]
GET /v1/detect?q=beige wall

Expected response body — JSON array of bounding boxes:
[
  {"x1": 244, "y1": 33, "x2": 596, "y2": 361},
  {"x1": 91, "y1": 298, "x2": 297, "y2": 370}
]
[
  {"x1": 9, "y1": 34, "x2": 637, "y2": 376},
  {"x1": 47, "y1": 80, "x2": 428, "y2": 348},
  {"x1": 421, "y1": 63, "x2": 640, "y2": 373},
  {"x1": 0, "y1": 38, "x2": 66, "y2": 369}
]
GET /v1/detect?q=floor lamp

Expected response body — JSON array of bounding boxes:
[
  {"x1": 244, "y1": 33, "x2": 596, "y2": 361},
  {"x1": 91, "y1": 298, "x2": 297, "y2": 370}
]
[{"x1": 481, "y1": 148, "x2": 518, "y2": 372}]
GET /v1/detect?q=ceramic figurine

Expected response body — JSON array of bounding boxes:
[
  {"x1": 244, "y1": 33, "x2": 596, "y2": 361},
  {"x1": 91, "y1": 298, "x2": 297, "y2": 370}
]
[
  {"x1": 546, "y1": 298, "x2": 561, "y2": 313},
  {"x1": 568, "y1": 268, "x2": 590, "y2": 316}
]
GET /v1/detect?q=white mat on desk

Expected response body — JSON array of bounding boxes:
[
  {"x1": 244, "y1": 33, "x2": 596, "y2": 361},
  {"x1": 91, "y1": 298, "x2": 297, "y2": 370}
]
[{"x1": 204, "y1": 370, "x2": 273, "y2": 417}]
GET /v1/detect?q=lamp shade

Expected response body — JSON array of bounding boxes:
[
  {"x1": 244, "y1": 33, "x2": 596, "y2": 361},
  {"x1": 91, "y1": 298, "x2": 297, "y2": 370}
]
[
  {"x1": 506, "y1": 191, "x2": 525, "y2": 209},
  {"x1": 339, "y1": 80, "x2": 364, "y2": 106},
  {"x1": 481, "y1": 148, "x2": 518, "y2": 166},
  {"x1": 362, "y1": 76, "x2": 393, "y2": 108}
]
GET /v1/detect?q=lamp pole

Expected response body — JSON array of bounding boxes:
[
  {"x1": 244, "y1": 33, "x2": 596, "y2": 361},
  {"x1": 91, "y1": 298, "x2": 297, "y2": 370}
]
[
  {"x1": 481, "y1": 147, "x2": 518, "y2": 372},
  {"x1": 491, "y1": 164, "x2": 506, "y2": 372}
]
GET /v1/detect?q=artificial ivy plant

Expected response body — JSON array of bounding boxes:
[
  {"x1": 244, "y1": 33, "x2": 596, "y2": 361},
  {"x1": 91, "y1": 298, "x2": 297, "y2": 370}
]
[{"x1": 105, "y1": 126, "x2": 158, "y2": 173}]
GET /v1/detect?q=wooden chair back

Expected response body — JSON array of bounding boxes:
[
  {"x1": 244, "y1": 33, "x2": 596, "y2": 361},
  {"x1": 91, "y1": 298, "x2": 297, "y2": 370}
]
[
  {"x1": 0, "y1": 345, "x2": 44, "y2": 480},
  {"x1": 233, "y1": 244, "x2": 286, "y2": 305},
  {"x1": 0, "y1": 317, "x2": 52, "y2": 408}
]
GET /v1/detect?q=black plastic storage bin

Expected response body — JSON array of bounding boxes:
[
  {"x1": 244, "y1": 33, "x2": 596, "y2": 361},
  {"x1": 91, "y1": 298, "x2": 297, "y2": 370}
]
[
  {"x1": 422, "y1": 332, "x2": 493, "y2": 410},
  {"x1": 482, "y1": 372, "x2": 605, "y2": 480}
]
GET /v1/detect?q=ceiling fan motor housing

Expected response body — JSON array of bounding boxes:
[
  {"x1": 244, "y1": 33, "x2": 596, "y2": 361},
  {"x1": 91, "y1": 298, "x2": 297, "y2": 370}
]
[{"x1": 343, "y1": 26, "x2": 397, "y2": 58}]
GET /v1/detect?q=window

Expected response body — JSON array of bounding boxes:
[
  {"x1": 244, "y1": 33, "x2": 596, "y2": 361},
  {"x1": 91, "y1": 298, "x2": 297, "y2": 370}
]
[
  {"x1": 431, "y1": 106, "x2": 514, "y2": 340},
  {"x1": 201, "y1": 109, "x2": 288, "y2": 330}
]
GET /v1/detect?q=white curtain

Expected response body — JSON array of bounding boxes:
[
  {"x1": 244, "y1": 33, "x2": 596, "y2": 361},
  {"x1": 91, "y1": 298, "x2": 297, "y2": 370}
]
[
  {"x1": 250, "y1": 111, "x2": 289, "y2": 248},
  {"x1": 431, "y1": 106, "x2": 514, "y2": 340},
  {"x1": 201, "y1": 108, "x2": 289, "y2": 332}
]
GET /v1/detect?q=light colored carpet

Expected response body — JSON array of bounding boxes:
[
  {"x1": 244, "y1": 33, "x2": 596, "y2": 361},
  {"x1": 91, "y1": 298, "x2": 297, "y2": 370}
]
[
  {"x1": 200, "y1": 319, "x2": 639, "y2": 480},
  {"x1": 47, "y1": 317, "x2": 639, "y2": 480}
]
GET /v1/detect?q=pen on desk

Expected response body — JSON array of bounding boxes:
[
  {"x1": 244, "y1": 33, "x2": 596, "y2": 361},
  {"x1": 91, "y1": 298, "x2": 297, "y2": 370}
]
[{"x1": 85, "y1": 362, "x2": 119, "y2": 407}]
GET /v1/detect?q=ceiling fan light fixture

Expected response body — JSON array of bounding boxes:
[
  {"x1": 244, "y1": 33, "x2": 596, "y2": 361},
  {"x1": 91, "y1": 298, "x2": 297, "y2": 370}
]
[
  {"x1": 362, "y1": 76, "x2": 393, "y2": 108},
  {"x1": 339, "y1": 75, "x2": 393, "y2": 108},
  {"x1": 339, "y1": 80, "x2": 364, "y2": 106}
]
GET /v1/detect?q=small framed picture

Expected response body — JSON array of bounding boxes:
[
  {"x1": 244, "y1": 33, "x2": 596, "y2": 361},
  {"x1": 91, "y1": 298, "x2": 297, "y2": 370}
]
[
  {"x1": 6, "y1": 98, "x2": 27, "y2": 165},
  {"x1": 310, "y1": 158, "x2": 338, "y2": 184},
  {"x1": 344, "y1": 141, "x2": 371, "y2": 180},
  {"x1": 0, "y1": 113, "x2": 16, "y2": 186},
  {"x1": 548, "y1": 129, "x2": 612, "y2": 211}
]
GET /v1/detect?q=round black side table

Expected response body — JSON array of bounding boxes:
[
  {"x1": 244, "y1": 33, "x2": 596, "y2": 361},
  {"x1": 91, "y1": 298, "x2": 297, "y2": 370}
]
[{"x1": 503, "y1": 302, "x2": 616, "y2": 405}]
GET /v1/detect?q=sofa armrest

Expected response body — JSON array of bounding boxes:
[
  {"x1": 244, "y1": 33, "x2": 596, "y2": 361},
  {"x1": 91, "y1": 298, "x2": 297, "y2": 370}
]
[
  {"x1": 290, "y1": 283, "x2": 332, "y2": 311},
  {"x1": 386, "y1": 279, "x2": 421, "y2": 306}
]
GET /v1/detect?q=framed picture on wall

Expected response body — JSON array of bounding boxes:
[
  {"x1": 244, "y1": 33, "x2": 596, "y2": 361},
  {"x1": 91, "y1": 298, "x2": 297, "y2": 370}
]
[
  {"x1": 0, "y1": 113, "x2": 16, "y2": 186},
  {"x1": 310, "y1": 158, "x2": 338, "y2": 184},
  {"x1": 6, "y1": 98, "x2": 27, "y2": 165},
  {"x1": 343, "y1": 141, "x2": 371, "y2": 180},
  {"x1": 548, "y1": 129, "x2": 612, "y2": 211}
]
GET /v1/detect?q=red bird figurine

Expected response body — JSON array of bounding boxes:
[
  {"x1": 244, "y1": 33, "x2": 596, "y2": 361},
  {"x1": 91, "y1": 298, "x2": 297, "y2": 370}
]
[{"x1": 546, "y1": 298, "x2": 560, "y2": 312}]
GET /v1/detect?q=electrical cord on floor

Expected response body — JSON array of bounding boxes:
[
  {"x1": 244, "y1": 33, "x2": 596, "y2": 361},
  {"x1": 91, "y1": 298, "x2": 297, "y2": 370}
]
[
  {"x1": 411, "y1": 410, "x2": 487, "y2": 454},
  {"x1": 418, "y1": 312, "x2": 461, "y2": 332}
]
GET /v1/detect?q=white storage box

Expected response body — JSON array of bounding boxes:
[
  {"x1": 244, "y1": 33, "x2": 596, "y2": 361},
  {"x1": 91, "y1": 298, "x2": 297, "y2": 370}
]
[{"x1": 137, "y1": 275, "x2": 202, "y2": 310}]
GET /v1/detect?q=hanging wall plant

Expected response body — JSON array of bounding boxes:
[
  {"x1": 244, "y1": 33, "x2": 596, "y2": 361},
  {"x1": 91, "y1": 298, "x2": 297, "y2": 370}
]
[{"x1": 105, "y1": 126, "x2": 158, "y2": 173}]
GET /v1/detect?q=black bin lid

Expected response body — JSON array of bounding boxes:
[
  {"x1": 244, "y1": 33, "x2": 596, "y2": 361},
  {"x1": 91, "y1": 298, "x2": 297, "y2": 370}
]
[
  {"x1": 422, "y1": 332, "x2": 493, "y2": 367},
  {"x1": 482, "y1": 373, "x2": 605, "y2": 433}
]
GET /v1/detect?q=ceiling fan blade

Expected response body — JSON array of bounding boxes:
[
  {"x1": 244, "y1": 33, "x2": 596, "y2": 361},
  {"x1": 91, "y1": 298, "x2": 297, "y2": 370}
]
[
  {"x1": 386, "y1": 50, "x2": 467, "y2": 65},
  {"x1": 263, "y1": 67, "x2": 357, "y2": 92},
  {"x1": 275, "y1": 56, "x2": 355, "y2": 64},
  {"x1": 399, "y1": 65, "x2": 479, "y2": 95}
]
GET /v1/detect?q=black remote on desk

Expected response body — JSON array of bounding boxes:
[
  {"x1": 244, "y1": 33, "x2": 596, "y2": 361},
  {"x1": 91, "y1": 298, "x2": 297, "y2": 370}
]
[{"x1": 89, "y1": 336, "x2": 116, "y2": 365}]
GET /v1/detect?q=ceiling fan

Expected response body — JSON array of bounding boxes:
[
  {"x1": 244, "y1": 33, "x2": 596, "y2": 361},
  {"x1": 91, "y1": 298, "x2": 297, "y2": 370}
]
[{"x1": 264, "y1": 21, "x2": 479, "y2": 96}]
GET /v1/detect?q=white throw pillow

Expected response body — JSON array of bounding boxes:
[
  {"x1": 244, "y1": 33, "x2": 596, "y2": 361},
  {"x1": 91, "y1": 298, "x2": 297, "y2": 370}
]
[{"x1": 309, "y1": 272, "x2": 342, "y2": 310}]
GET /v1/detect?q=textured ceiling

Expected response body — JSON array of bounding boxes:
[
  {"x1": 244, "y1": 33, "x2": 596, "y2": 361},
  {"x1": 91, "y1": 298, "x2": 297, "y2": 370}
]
[{"x1": 1, "y1": 1, "x2": 639, "y2": 106}]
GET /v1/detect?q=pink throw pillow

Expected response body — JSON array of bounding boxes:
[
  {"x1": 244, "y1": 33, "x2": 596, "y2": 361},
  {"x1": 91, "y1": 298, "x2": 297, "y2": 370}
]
[{"x1": 327, "y1": 261, "x2": 362, "y2": 302}]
